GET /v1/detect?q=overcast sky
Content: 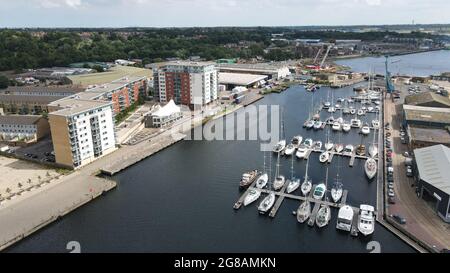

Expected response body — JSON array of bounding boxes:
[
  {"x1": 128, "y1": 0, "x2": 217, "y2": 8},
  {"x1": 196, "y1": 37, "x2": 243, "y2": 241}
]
[{"x1": 1, "y1": 0, "x2": 449, "y2": 28}]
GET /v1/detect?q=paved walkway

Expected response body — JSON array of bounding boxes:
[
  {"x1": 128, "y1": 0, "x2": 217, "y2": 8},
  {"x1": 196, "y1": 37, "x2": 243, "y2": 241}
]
[{"x1": 385, "y1": 95, "x2": 450, "y2": 252}]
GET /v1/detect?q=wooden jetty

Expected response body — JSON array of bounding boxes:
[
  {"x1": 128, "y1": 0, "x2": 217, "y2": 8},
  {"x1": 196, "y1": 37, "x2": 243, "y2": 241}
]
[
  {"x1": 233, "y1": 178, "x2": 259, "y2": 210},
  {"x1": 308, "y1": 202, "x2": 321, "y2": 227},
  {"x1": 306, "y1": 149, "x2": 377, "y2": 167},
  {"x1": 269, "y1": 182, "x2": 289, "y2": 218},
  {"x1": 351, "y1": 207, "x2": 360, "y2": 237}
]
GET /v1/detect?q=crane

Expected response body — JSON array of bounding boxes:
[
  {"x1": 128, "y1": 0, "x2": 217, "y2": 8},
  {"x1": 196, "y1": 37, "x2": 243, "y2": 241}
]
[
  {"x1": 320, "y1": 45, "x2": 332, "y2": 69},
  {"x1": 385, "y1": 56, "x2": 396, "y2": 99}
]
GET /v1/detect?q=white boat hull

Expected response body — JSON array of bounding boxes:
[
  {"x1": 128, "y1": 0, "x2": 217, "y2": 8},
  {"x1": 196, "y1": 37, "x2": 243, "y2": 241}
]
[
  {"x1": 258, "y1": 193, "x2": 276, "y2": 213},
  {"x1": 273, "y1": 176, "x2": 286, "y2": 191},
  {"x1": 316, "y1": 205, "x2": 331, "y2": 228},
  {"x1": 297, "y1": 201, "x2": 311, "y2": 223},
  {"x1": 255, "y1": 174, "x2": 269, "y2": 189},
  {"x1": 319, "y1": 152, "x2": 329, "y2": 163},
  {"x1": 331, "y1": 188, "x2": 343, "y2": 203},
  {"x1": 286, "y1": 179, "x2": 300, "y2": 194},
  {"x1": 244, "y1": 189, "x2": 261, "y2": 206},
  {"x1": 365, "y1": 158, "x2": 377, "y2": 180}
]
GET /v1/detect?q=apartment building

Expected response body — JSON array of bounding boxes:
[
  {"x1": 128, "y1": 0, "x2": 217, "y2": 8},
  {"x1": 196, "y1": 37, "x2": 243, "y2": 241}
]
[
  {"x1": 153, "y1": 61, "x2": 218, "y2": 108},
  {"x1": 48, "y1": 98, "x2": 116, "y2": 169},
  {"x1": 0, "y1": 115, "x2": 50, "y2": 143}
]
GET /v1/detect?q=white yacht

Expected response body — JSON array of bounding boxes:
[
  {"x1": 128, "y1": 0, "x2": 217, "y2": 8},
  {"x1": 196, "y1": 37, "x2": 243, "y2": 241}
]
[
  {"x1": 313, "y1": 121, "x2": 323, "y2": 130},
  {"x1": 304, "y1": 138, "x2": 314, "y2": 148},
  {"x1": 336, "y1": 117, "x2": 344, "y2": 124},
  {"x1": 287, "y1": 178, "x2": 300, "y2": 194},
  {"x1": 351, "y1": 118, "x2": 362, "y2": 128},
  {"x1": 361, "y1": 124, "x2": 371, "y2": 135},
  {"x1": 357, "y1": 109, "x2": 365, "y2": 116},
  {"x1": 316, "y1": 204, "x2": 331, "y2": 228},
  {"x1": 323, "y1": 101, "x2": 331, "y2": 109},
  {"x1": 364, "y1": 158, "x2": 377, "y2": 180},
  {"x1": 296, "y1": 201, "x2": 311, "y2": 223},
  {"x1": 273, "y1": 175, "x2": 285, "y2": 191},
  {"x1": 335, "y1": 144, "x2": 344, "y2": 153},
  {"x1": 331, "y1": 182, "x2": 343, "y2": 203},
  {"x1": 358, "y1": 205, "x2": 375, "y2": 236},
  {"x1": 367, "y1": 106, "x2": 374, "y2": 113},
  {"x1": 284, "y1": 144, "x2": 296, "y2": 156},
  {"x1": 336, "y1": 205, "x2": 354, "y2": 232},
  {"x1": 301, "y1": 159, "x2": 313, "y2": 196},
  {"x1": 343, "y1": 145, "x2": 354, "y2": 156},
  {"x1": 328, "y1": 107, "x2": 336, "y2": 113},
  {"x1": 332, "y1": 121, "x2": 341, "y2": 131},
  {"x1": 312, "y1": 183, "x2": 326, "y2": 200},
  {"x1": 326, "y1": 116, "x2": 335, "y2": 124},
  {"x1": 291, "y1": 135, "x2": 303, "y2": 148},
  {"x1": 255, "y1": 173, "x2": 269, "y2": 189},
  {"x1": 258, "y1": 193, "x2": 276, "y2": 214},
  {"x1": 342, "y1": 123, "x2": 351, "y2": 132},
  {"x1": 372, "y1": 120, "x2": 380, "y2": 129},
  {"x1": 305, "y1": 120, "x2": 314, "y2": 129},
  {"x1": 324, "y1": 142, "x2": 334, "y2": 151},
  {"x1": 369, "y1": 144, "x2": 378, "y2": 158},
  {"x1": 244, "y1": 189, "x2": 262, "y2": 206},
  {"x1": 296, "y1": 145, "x2": 308, "y2": 159},
  {"x1": 319, "y1": 151, "x2": 329, "y2": 163},
  {"x1": 272, "y1": 140, "x2": 286, "y2": 153}
]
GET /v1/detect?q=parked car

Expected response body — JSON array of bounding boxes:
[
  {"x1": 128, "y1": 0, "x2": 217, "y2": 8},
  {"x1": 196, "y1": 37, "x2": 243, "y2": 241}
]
[
  {"x1": 388, "y1": 197, "x2": 396, "y2": 204},
  {"x1": 406, "y1": 166, "x2": 413, "y2": 177},
  {"x1": 388, "y1": 183, "x2": 394, "y2": 189},
  {"x1": 401, "y1": 137, "x2": 407, "y2": 144},
  {"x1": 31, "y1": 154, "x2": 38, "y2": 159},
  {"x1": 390, "y1": 214, "x2": 406, "y2": 225},
  {"x1": 388, "y1": 167, "x2": 394, "y2": 174},
  {"x1": 388, "y1": 189, "x2": 395, "y2": 197}
]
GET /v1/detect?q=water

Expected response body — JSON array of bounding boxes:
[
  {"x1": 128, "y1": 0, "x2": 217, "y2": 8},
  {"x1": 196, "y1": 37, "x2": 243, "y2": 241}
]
[
  {"x1": 7, "y1": 84, "x2": 414, "y2": 253},
  {"x1": 335, "y1": 50, "x2": 450, "y2": 77}
]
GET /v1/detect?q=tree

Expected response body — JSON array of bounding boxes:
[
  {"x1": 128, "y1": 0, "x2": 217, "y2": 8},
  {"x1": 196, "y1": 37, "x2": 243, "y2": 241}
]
[
  {"x1": 0, "y1": 75, "x2": 9, "y2": 89},
  {"x1": 92, "y1": 65, "x2": 104, "y2": 73}
]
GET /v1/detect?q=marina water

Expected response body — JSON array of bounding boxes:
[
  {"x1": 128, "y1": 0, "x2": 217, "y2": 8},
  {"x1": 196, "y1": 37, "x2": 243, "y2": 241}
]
[{"x1": 8, "y1": 50, "x2": 450, "y2": 253}]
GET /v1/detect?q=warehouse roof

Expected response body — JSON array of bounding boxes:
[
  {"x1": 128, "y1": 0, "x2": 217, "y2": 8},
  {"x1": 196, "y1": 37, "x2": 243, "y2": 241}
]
[
  {"x1": 403, "y1": 105, "x2": 450, "y2": 125},
  {"x1": 219, "y1": 73, "x2": 268, "y2": 86},
  {"x1": 67, "y1": 66, "x2": 151, "y2": 87},
  {"x1": 1, "y1": 86, "x2": 84, "y2": 94},
  {"x1": 0, "y1": 115, "x2": 43, "y2": 125},
  {"x1": 0, "y1": 94, "x2": 61, "y2": 104},
  {"x1": 415, "y1": 145, "x2": 450, "y2": 195},
  {"x1": 408, "y1": 126, "x2": 450, "y2": 145},
  {"x1": 405, "y1": 92, "x2": 450, "y2": 108}
]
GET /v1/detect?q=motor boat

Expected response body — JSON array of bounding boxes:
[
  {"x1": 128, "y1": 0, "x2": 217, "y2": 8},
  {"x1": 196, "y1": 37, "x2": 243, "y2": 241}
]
[
  {"x1": 258, "y1": 193, "x2": 276, "y2": 214},
  {"x1": 312, "y1": 183, "x2": 326, "y2": 200},
  {"x1": 296, "y1": 145, "x2": 308, "y2": 159},
  {"x1": 343, "y1": 108, "x2": 350, "y2": 115},
  {"x1": 287, "y1": 178, "x2": 301, "y2": 194},
  {"x1": 351, "y1": 118, "x2": 362, "y2": 128},
  {"x1": 358, "y1": 205, "x2": 375, "y2": 236},
  {"x1": 367, "y1": 106, "x2": 374, "y2": 113},
  {"x1": 304, "y1": 139, "x2": 313, "y2": 148},
  {"x1": 314, "y1": 141, "x2": 322, "y2": 151},
  {"x1": 356, "y1": 145, "x2": 366, "y2": 156},
  {"x1": 336, "y1": 117, "x2": 344, "y2": 124},
  {"x1": 244, "y1": 189, "x2": 262, "y2": 206},
  {"x1": 291, "y1": 135, "x2": 303, "y2": 148},
  {"x1": 316, "y1": 204, "x2": 331, "y2": 228},
  {"x1": 357, "y1": 109, "x2": 365, "y2": 116},
  {"x1": 328, "y1": 107, "x2": 336, "y2": 113},
  {"x1": 273, "y1": 175, "x2": 286, "y2": 191},
  {"x1": 305, "y1": 120, "x2": 315, "y2": 129},
  {"x1": 325, "y1": 142, "x2": 334, "y2": 151},
  {"x1": 319, "y1": 151, "x2": 329, "y2": 163},
  {"x1": 348, "y1": 99, "x2": 354, "y2": 103},
  {"x1": 297, "y1": 201, "x2": 311, "y2": 223},
  {"x1": 343, "y1": 145, "x2": 354, "y2": 156},
  {"x1": 350, "y1": 108, "x2": 356, "y2": 115},
  {"x1": 273, "y1": 140, "x2": 286, "y2": 153},
  {"x1": 313, "y1": 121, "x2": 323, "y2": 130},
  {"x1": 331, "y1": 182, "x2": 343, "y2": 203},
  {"x1": 342, "y1": 123, "x2": 351, "y2": 132},
  {"x1": 336, "y1": 205, "x2": 354, "y2": 232},
  {"x1": 361, "y1": 124, "x2": 371, "y2": 135},
  {"x1": 369, "y1": 144, "x2": 378, "y2": 158},
  {"x1": 335, "y1": 144, "x2": 344, "y2": 153},
  {"x1": 284, "y1": 144, "x2": 296, "y2": 156},
  {"x1": 240, "y1": 170, "x2": 259, "y2": 188},
  {"x1": 332, "y1": 121, "x2": 341, "y2": 131},
  {"x1": 323, "y1": 102, "x2": 331, "y2": 109},
  {"x1": 365, "y1": 158, "x2": 377, "y2": 180},
  {"x1": 335, "y1": 103, "x2": 341, "y2": 109},
  {"x1": 255, "y1": 173, "x2": 269, "y2": 189},
  {"x1": 372, "y1": 120, "x2": 380, "y2": 129}
]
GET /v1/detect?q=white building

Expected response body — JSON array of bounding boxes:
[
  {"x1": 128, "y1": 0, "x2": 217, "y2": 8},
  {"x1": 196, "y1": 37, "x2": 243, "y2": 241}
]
[
  {"x1": 152, "y1": 61, "x2": 218, "y2": 108},
  {"x1": 145, "y1": 100, "x2": 183, "y2": 128},
  {"x1": 48, "y1": 98, "x2": 116, "y2": 169}
]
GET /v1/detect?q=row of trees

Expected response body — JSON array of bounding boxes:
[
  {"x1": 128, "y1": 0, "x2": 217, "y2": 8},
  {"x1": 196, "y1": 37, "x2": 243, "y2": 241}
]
[{"x1": 0, "y1": 28, "x2": 441, "y2": 71}]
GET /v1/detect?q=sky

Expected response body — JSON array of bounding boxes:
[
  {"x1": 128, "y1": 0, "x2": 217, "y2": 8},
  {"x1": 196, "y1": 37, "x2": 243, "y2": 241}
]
[{"x1": 0, "y1": 0, "x2": 449, "y2": 28}]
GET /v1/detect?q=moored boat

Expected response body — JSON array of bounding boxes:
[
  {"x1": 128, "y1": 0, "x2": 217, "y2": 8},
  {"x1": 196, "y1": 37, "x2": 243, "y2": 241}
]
[
  {"x1": 319, "y1": 151, "x2": 329, "y2": 163},
  {"x1": 336, "y1": 205, "x2": 354, "y2": 232},
  {"x1": 358, "y1": 205, "x2": 375, "y2": 236},
  {"x1": 244, "y1": 189, "x2": 261, "y2": 206},
  {"x1": 296, "y1": 201, "x2": 311, "y2": 223},
  {"x1": 365, "y1": 158, "x2": 377, "y2": 180},
  {"x1": 272, "y1": 140, "x2": 286, "y2": 153},
  {"x1": 258, "y1": 193, "x2": 276, "y2": 214},
  {"x1": 240, "y1": 170, "x2": 259, "y2": 188}
]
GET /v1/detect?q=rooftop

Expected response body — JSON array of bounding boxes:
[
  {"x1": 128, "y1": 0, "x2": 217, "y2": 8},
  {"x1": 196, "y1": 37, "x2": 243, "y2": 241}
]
[
  {"x1": 217, "y1": 62, "x2": 289, "y2": 72},
  {"x1": 0, "y1": 115, "x2": 43, "y2": 125},
  {"x1": 218, "y1": 72, "x2": 268, "y2": 86},
  {"x1": 405, "y1": 92, "x2": 450, "y2": 108},
  {"x1": 414, "y1": 145, "x2": 450, "y2": 196},
  {"x1": 154, "y1": 61, "x2": 216, "y2": 68},
  {"x1": 1, "y1": 86, "x2": 84, "y2": 94},
  {"x1": 408, "y1": 126, "x2": 450, "y2": 144},
  {"x1": 151, "y1": 100, "x2": 181, "y2": 118},
  {"x1": 67, "y1": 66, "x2": 151, "y2": 87},
  {"x1": 0, "y1": 94, "x2": 62, "y2": 104},
  {"x1": 403, "y1": 105, "x2": 450, "y2": 125},
  {"x1": 49, "y1": 98, "x2": 112, "y2": 117}
]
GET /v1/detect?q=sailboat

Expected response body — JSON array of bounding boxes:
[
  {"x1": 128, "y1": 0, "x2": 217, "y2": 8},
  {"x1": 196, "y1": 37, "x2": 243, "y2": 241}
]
[
  {"x1": 286, "y1": 155, "x2": 300, "y2": 194},
  {"x1": 297, "y1": 200, "x2": 311, "y2": 224},
  {"x1": 365, "y1": 157, "x2": 377, "y2": 180},
  {"x1": 272, "y1": 152, "x2": 285, "y2": 191},
  {"x1": 331, "y1": 150, "x2": 344, "y2": 203},
  {"x1": 324, "y1": 128, "x2": 333, "y2": 151},
  {"x1": 258, "y1": 192, "x2": 276, "y2": 214},
  {"x1": 319, "y1": 151, "x2": 329, "y2": 163},
  {"x1": 369, "y1": 111, "x2": 379, "y2": 158},
  {"x1": 273, "y1": 108, "x2": 287, "y2": 153},
  {"x1": 301, "y1": 159, "x2": 313, "y2": 196},
  {"x1": 256, "y1": 152, "x2": 269, "y2": 189},
  {"x1": 244, "y1": 189, "x2": 262, "y2": 206},
  {"x1": 316, "y1": 167, "x2": 331, "y2": 228},
  {"x1": 335, "y1": 144, "x2": 344, "y2": 153}
]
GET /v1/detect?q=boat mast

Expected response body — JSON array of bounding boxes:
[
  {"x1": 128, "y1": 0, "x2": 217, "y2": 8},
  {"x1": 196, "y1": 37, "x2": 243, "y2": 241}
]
[
  {"x1": 304, "y1": 159, "x2": 310, "y2": 183},
  {"x1": 290, "y1": 152, "x2": 295, "y2": 180}
]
